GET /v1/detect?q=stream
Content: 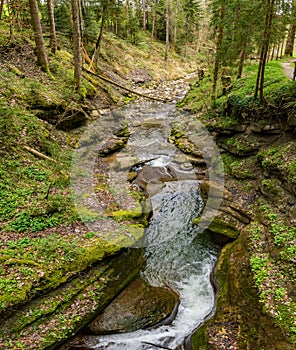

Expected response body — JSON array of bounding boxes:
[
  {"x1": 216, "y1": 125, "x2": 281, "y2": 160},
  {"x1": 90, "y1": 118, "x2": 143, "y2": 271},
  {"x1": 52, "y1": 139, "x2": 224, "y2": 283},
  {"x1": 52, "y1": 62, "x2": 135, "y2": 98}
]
[
  {"x1": 85, "y1": 181, "x2": 220, "y2": 350},
  {"x1": 72, "y1": 99, "x2": 224, "y2": 349}
]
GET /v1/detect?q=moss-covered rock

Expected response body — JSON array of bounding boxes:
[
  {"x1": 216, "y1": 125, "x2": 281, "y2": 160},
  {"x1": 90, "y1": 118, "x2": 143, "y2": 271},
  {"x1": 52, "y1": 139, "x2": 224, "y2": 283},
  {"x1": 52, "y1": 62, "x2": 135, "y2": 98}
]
[
  {"x1": 257, "y1": 141, "x2": 296, "y2": 194},
  {"x1": 207, "y1": 215, "x2": 240, "y2": 239},
  {"x1": 191, "y1": 229, "x2": 295, "y2": 350},
  {"x1": 219, "y1": 134, "x2": 262, "y2": 156},
  {"x1": 0, "y1": 249, "x2": 145, "y2": 350},
  {"x1": 85, "y1": 277, "x2": 178, "y2": 334}
]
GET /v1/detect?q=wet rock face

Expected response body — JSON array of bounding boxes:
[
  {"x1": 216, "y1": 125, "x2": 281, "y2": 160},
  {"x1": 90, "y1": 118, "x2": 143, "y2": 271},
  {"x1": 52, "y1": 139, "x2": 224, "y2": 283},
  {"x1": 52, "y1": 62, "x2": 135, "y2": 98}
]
[
  {"x1": 132, "y1": 163, "x2": 197, "y2": 197},
  {"x1": 84, "y1": 278, "x2": 178, "y2": 334},
  {"x1": 207, "y1": 189, "x2": 251, "y2": 240},
  {"x1": 190, "y1": 117, "x2": 296, "y2": 349}
]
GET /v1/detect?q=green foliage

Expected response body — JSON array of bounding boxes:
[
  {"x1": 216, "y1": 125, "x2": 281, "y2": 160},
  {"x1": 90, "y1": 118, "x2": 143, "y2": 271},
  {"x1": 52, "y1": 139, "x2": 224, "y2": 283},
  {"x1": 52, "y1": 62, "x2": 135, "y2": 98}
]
[
  {"x1": 0, "y1": 106, "x2": 78, "y2": 233},
  {"x1": 257, "y1": 142, "x2": 296, "y2": 187},
  {"x1": 180, "y1": 61, "x2": 291, "y2": 119},
  {"x1": 248, "y1": 222, "x2": 263, "y2": 242},
  {"x1": 248, "y1": 206, "x2": 296, "y2": 344},
  {"x1": 228, "y1": 157, "x2": 258, "y2": 179},
  {"x1": 250, "y1": 254, "x2": 269, "y2": 288},
  {"x1": 0, "y1": 233, "x2": 121, "y2": 313},
  {"x1": 178, "y1": 74, "x2": 216, "y2": 111},
  {"x1": 215, "y1": 61, "x2": 289, "y2": 115}
]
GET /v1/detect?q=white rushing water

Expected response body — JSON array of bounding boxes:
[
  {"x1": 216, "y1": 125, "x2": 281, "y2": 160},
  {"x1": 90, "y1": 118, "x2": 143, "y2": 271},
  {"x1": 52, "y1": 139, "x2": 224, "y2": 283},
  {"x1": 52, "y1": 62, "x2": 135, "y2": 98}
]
[
  {"x1": 82, "y1": 102, "x2": 221, "y2": 350},
  {"x1": 85, "y1": 180, "x2": 219, "y2": 350}
]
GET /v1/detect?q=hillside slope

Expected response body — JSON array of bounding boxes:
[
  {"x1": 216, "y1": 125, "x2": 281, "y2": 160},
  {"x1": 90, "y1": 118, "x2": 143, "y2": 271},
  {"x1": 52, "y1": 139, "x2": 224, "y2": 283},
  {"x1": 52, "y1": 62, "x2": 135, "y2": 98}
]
[{"x1": 0, "y1": 24, "x2": 198, "y2": 349}]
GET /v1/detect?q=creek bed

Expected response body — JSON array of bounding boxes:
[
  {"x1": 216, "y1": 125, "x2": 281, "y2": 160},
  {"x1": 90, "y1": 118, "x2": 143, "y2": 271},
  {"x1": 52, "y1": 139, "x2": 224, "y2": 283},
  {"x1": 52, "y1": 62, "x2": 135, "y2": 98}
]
[{"x1": 65, "y1": 101, "x2": 223, "y2": 350}]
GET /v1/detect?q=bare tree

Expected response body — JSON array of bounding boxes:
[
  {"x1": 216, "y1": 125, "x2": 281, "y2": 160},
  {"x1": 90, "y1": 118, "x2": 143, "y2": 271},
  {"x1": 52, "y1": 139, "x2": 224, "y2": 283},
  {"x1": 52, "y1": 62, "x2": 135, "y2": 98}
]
[{"x1": 29, "y1": 0, "x2": 50, "y2": 73}]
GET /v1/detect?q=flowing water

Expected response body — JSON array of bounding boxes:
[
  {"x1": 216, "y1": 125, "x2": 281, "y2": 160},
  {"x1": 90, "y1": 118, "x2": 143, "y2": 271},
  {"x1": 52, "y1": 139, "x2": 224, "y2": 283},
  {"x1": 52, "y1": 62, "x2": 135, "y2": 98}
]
[{"x1": 80, "y1": 101, "x2": 222, "y2": 350}]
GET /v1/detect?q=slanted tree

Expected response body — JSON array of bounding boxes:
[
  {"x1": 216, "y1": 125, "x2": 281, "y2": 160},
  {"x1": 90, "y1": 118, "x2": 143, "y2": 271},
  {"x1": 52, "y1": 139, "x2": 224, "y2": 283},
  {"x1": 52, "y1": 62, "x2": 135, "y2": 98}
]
[
  {"x1": 71, "y1": 0, "x2": 82, "y2": 90},
  {"x1": 29, "y1": 0, "x2": 50, "y2": 73},
  {"x1": 92, "y1": 0, "x2": 109, "y2": 58}
]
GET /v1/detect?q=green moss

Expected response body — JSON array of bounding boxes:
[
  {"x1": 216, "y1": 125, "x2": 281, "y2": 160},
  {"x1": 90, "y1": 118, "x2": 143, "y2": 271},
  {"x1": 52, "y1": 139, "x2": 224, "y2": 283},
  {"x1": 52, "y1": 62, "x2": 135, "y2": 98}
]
[
  {"x1": 258, "y1": 142, "x2": 296, "y2": 188},
  {"x1": 0, "y1": 249, "x2": 144, "y2": 350},
  {"x1": 225, "y1": 135, "x2": 261, "y2": 155},
  {"x1": 191, "y1": 325, "x2": 209, "y2": 350},
  {"x1": 110, "y1": 207, "x2": 143, "y2": 221},
  {"x1": 208, "y1": 216, "x2": 240, "y2": 239},
  {"x1": 229, "y1": 156, "x2": 258, "y2": 179},
  {"x1": 0, "y1": 234, "x2": 122, "y2": 313}
]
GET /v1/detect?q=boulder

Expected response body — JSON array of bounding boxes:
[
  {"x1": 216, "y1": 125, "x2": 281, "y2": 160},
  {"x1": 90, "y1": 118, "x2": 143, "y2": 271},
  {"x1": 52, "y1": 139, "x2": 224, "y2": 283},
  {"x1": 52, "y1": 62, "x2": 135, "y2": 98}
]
[
  {"x1": 85, "y1": 278, "x2": 178, "y2": 334},
  {"x1": 127, "y1": 69, "x2": 151, "y2": 84},
  {"x1": 132, "y1": 164, "x2": 196, "y2": 193},
  {"x1": 97, "y1": 136, "x2": 126, "y2": 155}
]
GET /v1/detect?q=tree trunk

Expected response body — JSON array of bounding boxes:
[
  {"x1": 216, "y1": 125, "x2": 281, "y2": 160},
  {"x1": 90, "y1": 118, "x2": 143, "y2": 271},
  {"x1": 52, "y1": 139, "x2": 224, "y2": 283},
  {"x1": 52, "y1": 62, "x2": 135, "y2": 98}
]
[
  {"x1": 29, "y1": 0, "x2": 50, "y2": 73},
  {"x1": 151, "y1": 1, "x2": 155, "y2": 39},
  {"x1": 259, "y1": 0, "x2": 275, "y2": 102},
  {"x1": 71, "y1": 0, "x2": 82, "y2": 90},
  {"x1": 254, "y1": 0, "x2": 275, "y2": 103},
  {"x1": 285, "y1": 24, "x2": 296, "y2": 56},
  {"x1": 285, "y1": 0, "x2": 296, "y2": 56},
  {"x1": 0, "y1": 0, "x2": 4, "y2": 20},
  {"x1": 173, "y1": 21, "x2": 177, "y2": 51},
  {"x1": 275, "y1": 41, "x2": 280, "y2": 60},
  {"x1": 270, "y1": 43, "x2": 276, "y2": 61},
  {"x1": 47, "y1": 0, "x2": 56, "y2": 53},
  {"x1": 212, "y1": 1, "x2": 225, "y2": 100},
  {"x1": 237, "y1": 37, "x2": 247, "y2": 79},
  {"x1": 78, "y1": 0, "x2": 84, "y2": 35},
  {"x1": 165, "y1": 1, "x2": 169, "y2": 61},
  {"x1": 94, "y1": 1, "x2": 107, "y2": 55},
  {"x1": 280, "y1": 39, "x2": 285, "y2": 58},
  {"x1": 143, "y1": 0, "x2": 147, "y2": 30}
]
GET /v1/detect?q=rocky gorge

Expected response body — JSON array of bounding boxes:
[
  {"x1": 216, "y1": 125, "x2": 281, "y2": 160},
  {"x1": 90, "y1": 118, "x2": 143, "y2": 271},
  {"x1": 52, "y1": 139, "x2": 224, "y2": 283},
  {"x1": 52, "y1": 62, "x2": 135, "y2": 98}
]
[{"x1": 1, "y1": 61, "x2": 295, "y2": 350}]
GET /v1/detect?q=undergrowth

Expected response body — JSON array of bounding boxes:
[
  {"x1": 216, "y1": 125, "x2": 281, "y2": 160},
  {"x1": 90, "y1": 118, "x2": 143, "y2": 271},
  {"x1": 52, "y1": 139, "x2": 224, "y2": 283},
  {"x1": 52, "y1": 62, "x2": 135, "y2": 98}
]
[
  {"x1": 179, "y1": 60, "x2": 294, "y2": 123},
  {"x1": 249, "y1": 206, "x2": 296, "y2": 344}
]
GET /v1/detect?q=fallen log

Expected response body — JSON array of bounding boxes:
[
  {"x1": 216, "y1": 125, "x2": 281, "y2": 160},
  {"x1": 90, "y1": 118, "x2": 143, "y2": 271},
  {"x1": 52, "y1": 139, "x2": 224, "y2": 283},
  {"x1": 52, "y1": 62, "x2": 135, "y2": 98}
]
[
  {"x1": 83, "y1": 66, "x2": 169, "y2": 103},
  {"x1": 24, "y1": 145, "x2": 57, "y2": 163}
]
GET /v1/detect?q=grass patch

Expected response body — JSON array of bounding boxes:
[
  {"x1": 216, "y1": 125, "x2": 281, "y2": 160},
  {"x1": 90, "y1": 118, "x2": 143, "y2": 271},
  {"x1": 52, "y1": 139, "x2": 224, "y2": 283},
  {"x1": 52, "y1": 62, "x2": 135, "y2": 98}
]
[{"x1": 179, "y1": 60, "x2": 293, "y2": 120}]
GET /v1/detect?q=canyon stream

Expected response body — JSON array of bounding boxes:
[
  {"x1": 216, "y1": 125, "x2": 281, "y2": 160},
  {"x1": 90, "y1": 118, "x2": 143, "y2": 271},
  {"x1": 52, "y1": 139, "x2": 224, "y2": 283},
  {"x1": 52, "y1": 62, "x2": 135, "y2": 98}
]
[{"x1": 71, "y1": 97, "x2": 224, "y2": 350}]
